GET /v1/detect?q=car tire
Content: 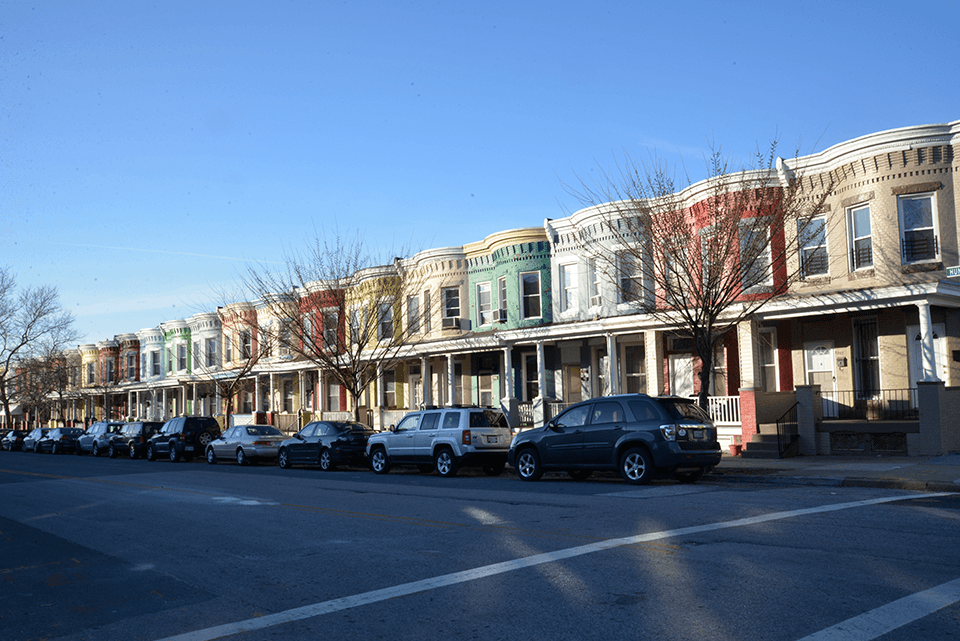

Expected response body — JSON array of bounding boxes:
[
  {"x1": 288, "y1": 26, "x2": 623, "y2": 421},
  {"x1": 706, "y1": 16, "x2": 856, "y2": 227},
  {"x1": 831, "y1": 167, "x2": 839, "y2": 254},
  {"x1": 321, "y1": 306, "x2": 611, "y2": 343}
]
[
  {"x1": 482, "y1": 462, "x2": 505, "y2": 476},
  {"x1": 169, "y1": 443, "x2": 181, "y2": 462},
  {"x1": 129, "y1": 442, "x2": 138, "y2": 459},
  {"x1": 92, "y1": 443, "x2": 100, "y2": 457},
  {"x1": 198, "y1": 432, "x2": 214, "y2": 448},
  {"x1": 568, "y1": 470, "x2": 593, "y2": 481},
  {"x1": 619, "y1": 447, "x2": 653, "y2": 485},
  {"x1": 206, "y1": 447, "x2": 217, "y2": 464},
  {"x1": 318, "y1": 449, "x2": 334, "y2": 471},
  {"x1": 673, "y1": 468, "x2": 705, "y2": 484},
  {"x1": 277, "y1": 448, "x2": 291, "y2": 469},
  {"x1": 108, "y1": 443, "x2": 117, "y2": 458},
  {"x1": 34, "y1": 442, "x2": 41, "y2": 453},
  {"x1": 370, "y1": 448, "x2": 390, "y2": 474},
  {"x1": 515, "y1": 448, "x2": 543, "y2": 481},
  {"x1": 146, "y1": 444, "x2": 156, "y2": 461},
  {"x1": 236, "y1": 449, "x2": 248, "y2": 466},
  {"x1": 434, "y1": 448, "x2": 459, "y2": 478}
]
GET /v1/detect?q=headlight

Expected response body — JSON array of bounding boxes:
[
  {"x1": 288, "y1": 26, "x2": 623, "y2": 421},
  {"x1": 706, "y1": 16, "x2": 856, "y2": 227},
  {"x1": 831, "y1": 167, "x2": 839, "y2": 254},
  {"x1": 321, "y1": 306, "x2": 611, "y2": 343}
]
[{"x1": 659, "y1": 424, "x2": 677, "y2": 441}]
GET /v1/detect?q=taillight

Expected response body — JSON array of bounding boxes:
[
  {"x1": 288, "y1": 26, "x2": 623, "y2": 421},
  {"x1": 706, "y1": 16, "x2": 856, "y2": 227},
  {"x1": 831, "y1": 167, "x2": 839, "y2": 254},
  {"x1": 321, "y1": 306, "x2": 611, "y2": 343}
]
[
  {"x1": 252, "y1": 440, "x2": 271, "y2": 446},
  {"x1": 659, "y1": 424, "x2": 677, "y2": 441},
  {"x1": 462, "y1": 430, "x2": 471, "y2": 445}
]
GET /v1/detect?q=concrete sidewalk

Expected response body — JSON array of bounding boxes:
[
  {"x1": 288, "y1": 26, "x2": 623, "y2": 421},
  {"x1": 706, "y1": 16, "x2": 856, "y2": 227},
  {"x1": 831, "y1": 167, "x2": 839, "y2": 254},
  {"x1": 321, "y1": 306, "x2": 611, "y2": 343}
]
[{"x1": 708, "y1": 452, "x2": 960, "y2": 493}]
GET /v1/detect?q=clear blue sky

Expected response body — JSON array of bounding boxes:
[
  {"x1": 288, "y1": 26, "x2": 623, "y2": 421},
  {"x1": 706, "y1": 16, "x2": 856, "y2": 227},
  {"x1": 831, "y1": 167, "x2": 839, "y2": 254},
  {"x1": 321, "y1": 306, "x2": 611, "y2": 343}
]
[{"x1": 3, "y1": 0, "x2": 959, "y2": 344}]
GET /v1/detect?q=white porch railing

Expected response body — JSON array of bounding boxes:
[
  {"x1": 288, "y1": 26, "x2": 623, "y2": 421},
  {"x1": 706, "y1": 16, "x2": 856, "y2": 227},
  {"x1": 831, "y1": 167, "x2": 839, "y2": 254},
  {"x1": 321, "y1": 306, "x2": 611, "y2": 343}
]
[{"x1": 706, "y1": 396, "x2": 741, "y2": 426}]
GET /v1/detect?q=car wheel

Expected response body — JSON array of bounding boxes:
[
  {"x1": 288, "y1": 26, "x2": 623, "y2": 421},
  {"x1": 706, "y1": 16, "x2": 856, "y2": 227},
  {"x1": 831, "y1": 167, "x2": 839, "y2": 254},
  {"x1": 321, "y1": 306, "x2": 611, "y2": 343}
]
[
  {"x1": 619, "y1": 447, "x2": 653, "y2": 485},
  {"x1": 673, "y1": 468, "x2": 705, "y2": 484},
  {"x1": 482, "y1": 462, "x2": 505, "y2": 476},
  {"x1": 169, "y1": 442, "x2": 181, "y2": 462},
  {"x1": 92, "y1": 443, "x2": 100, "y2": 457},
  {"x1": 318, "y1": 449, "x2": 334, "y2": 471},
  {"x1": 108, "y1": 443, "x2": 117, "y2": 458},
  {"x1": 75, "y1": 442, "x2": 83, "y2": 455},
  {"x1": 34, "y1": 442, "x2": 41, "y2": 453},
  {"x1": 515, "y1": 448, "x2": 543, "y2": 481},
  {"x1": 206, "y1": 447, "x2": 217, "y2": 464},
  {"x1": 198, "y1": 432, "x2": 214, "y2": 448},
  {"x1": 277, "y1": 448, "x2": 291, "y2": 469},
  {"x1": 129, "y1": 442, "x2": 138, "y2": 459},
  {"x1": 146, "y1": 444, "x2": 156, "y2": 461},
  {"x1": 236, "y1": 449, "x2": 248, "y2": 466},
  {"x1": 568, "y1": 470, "x2": 593, "y2": 481},
  {"x1": 434, "y1": 448, "x2": 459, "y2": 478},
  {"x1": 370, "y1": 448, "x2": 390, "y2": 474}
]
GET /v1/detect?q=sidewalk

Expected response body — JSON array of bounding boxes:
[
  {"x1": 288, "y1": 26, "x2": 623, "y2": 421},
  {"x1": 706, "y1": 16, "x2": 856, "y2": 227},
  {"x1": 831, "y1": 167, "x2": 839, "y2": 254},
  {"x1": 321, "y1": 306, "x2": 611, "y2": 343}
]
[{"x1": 708, "y1": 452, "x2": 960, "y2": 493}]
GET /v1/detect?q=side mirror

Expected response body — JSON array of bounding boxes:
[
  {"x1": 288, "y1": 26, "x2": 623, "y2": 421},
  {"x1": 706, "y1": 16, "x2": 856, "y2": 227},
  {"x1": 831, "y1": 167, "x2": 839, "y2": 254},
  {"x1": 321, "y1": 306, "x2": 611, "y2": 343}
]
[{"x1": 388, "y1": 424, "x2": 396, "y2": 432}]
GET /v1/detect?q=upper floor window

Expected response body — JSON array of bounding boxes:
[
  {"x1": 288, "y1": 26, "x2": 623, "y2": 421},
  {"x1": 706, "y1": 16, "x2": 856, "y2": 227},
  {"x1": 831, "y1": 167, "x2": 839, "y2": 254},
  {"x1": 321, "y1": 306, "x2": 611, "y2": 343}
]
[
  {"x1": 105, "y1": 360, "x2": 114, "y2": 383},
  {"x1": 443, "y1": 287, "x2": 460, "y2": 319},
  {"x1": 126, "y1": 353, "x2": 136, "y2": 379},
  {"x1": 799, "y1": 216, "x2": 828, "y2": 277},
  {"x1": 224, "y1": 335, "x2": 232, "y2": 363},
  {"x1": 378, "y1": 303, "x2": 394, "y2": 341},
  {"x1": 240, "y1": 331, "x2": 252, "y2": 359},
  {"x1": 423, "y1": 290, "x2": 432, "y2": 332},
  {"x1": 167, "y1": 348, "x2": 173, "y2": 373},
  {"x1": 407, "y1": 295, "x2": 420, "y2": 333},
  {"x1": 560, "y1": 263, "x2": 577, "y2": 312},
  {"x1": 899, "y1": 193, "x2": 938, "y2": 263},
  {"x1": 497, "y1": 277, "x2": 508, "y2": 316},
  {"x1": 740, "y1": 224, "x2": 772, "y2": 292},
  {"x1": 587, "y1": 258, "x2": 601, "y2": 307},
  {"x1": 476, "y1": 282, "x2": 492, "y2": 325},
  {"x1": 520, "y1": 272, "x2": 541, "y2": 319},
  {"x1": 151, "y1": 350, "x2": 160, "y2": 376},
  {"x1": 322, "y1": 311, "x2": 338, "y2": 349},
  {"x1": 86, "y1": 362, "x2": 95, "y2": 384},
  {"x1": 847, "y1": 203, "x2": 873, "y2": 270},
  {"x1": 618, "y1": 250, "x2": 642, "y2": 303},
  {"x1": 205, "y1": 338, "x2": 218, "y2": 368},
  {"x1": 177, "y1": 344, "x2": 187, "y2": 371}
]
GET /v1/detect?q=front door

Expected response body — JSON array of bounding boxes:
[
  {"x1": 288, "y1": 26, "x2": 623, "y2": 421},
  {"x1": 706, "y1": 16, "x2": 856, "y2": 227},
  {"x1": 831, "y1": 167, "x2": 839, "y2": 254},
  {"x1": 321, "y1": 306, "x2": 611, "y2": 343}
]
[
  {"x1": 669, "y1": 354, "x2": 694, "y2": 397},
  {"x1": 804, "y1": 341, "x2": 838, "y2": 418},
  {"x1": 906, "y1": 324, "x2": 945, "y2": 387}
]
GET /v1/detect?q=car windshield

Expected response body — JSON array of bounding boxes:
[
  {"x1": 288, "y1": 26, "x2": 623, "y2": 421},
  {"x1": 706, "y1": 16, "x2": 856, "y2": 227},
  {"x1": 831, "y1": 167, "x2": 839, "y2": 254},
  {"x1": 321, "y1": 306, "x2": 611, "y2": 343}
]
[
  {"x1": 122, "y1": 424, "x2": 140, "y2": 435},
  {"x1": 63, "y1": 428, "x2": 83, "y2": 435},
  {"x1": 246, "y1": 426, "x2": 282, "y2": 436},
  {"x1": 660, "y1": 400, "x2": 711, "y2": 422}
]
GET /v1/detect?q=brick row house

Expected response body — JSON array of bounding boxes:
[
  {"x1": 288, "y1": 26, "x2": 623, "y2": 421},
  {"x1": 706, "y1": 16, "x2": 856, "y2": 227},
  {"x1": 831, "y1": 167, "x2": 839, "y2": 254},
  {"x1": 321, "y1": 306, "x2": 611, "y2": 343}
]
[{"x1": 54, "y1": 120, "x2": 960, "y2": 456}]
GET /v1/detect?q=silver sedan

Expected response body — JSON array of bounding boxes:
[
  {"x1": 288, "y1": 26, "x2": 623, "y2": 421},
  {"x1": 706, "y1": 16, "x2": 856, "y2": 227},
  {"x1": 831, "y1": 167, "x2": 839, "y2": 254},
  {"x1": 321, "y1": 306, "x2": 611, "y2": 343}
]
[{"x1": 205, "y1": 424, "x2": 286, "y2": 465}]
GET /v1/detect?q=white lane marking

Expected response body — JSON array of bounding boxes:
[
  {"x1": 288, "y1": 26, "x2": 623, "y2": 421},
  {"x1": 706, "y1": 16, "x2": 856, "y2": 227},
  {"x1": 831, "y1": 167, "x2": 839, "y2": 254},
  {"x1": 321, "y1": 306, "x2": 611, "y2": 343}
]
[
  {"x1": 796, "y1": 577, "x2": 960, "y2": 640},
  {"x1": 155, "y1": 492, "x2": 949, "y2": 641}
]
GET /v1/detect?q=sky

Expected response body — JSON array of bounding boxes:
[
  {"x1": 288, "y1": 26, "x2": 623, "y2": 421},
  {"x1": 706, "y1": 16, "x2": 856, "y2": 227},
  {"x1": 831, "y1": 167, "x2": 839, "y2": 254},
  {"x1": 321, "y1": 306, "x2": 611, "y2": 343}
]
[{"x1": 3, "y1": 0, "x2": 960, "y2": 344}]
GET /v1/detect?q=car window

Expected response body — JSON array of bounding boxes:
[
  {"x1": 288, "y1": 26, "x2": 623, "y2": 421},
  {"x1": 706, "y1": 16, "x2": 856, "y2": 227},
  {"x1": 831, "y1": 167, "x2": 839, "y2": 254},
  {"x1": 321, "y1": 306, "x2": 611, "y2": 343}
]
[
  {"x1": 420, "y1": 413, "x2": 440, "y2": 430},
  {"x1": 628, "y1": 400, "x2": 661, "y2": 421},
  {"x1": 394, "y1": 415, "x2": 420, "y2": 432},
  {"x1": 659, "y1": 400, "x2": 711, "y2": 422},
  {"x1": 468, "y1": 412, "x2": 493, "y2": 428},
  {"x1": 591, "y1": 401, "x2": 625, "y2": 424},
  {"x1": 555, "y1": 405, "x2": 590, "y2": 428},
  {"x1": 441, "y1": 413, "x2": 460, "y2": 430}
]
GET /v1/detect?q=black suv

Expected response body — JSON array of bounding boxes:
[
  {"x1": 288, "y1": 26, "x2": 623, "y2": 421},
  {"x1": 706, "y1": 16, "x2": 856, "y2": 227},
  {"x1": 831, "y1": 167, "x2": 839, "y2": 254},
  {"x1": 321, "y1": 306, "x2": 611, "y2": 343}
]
[
  {"x1": 97, "y1": 421, "x2": 164, "y2": 458},
  {"x1": 145, "y1": 416, "x2": 221, "y2": 462},
  {"x1": 508, "y1": 394, "x2": 722, "y2": 485}
]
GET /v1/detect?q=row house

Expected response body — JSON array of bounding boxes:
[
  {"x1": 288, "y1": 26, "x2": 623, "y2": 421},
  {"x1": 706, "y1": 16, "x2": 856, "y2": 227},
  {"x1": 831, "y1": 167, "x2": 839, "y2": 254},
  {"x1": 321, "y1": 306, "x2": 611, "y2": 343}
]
[{"x1": 61, "y1": 119, "x2": 960, "y2": 455}]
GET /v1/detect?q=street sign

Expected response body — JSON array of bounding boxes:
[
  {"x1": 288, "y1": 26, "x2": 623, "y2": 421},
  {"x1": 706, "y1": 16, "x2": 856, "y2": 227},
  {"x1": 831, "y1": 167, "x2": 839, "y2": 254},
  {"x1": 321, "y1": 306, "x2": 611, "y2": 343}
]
[{"x1": 947, "y1": 266, "x2": 960, "y2": 278}]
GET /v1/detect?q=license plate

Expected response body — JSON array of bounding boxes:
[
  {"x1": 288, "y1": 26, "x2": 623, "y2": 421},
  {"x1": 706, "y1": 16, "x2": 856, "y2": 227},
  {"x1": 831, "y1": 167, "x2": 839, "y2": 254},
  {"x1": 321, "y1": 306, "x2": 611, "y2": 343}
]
[
  {"x1": 486, "y1": 436, "x2": 498, "y2": 444},
  {"x1": 692, "y1": 430, "x2": 704, "y2": 440},
  {"x1": 186, "y1": 445, "x2": 195, "y2": 451}
]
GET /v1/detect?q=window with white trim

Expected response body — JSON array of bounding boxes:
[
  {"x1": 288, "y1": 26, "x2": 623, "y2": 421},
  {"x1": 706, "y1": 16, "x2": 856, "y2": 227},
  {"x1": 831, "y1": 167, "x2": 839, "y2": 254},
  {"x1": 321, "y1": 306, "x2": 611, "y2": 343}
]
[
  {"x1": 899, "y1": 193, "x2": 938, "y2": 263},
  {"x1": 520, "y1": 272, "x2": 541, "y2": 319},
  {"x1": 497, "y1": 277, "x2": 507, "y2": 317},
  {"x1": 476, "y1": 282, "x2": 492, "y2": 326},
  {"x1": 847, "y1": 203, "x2": 873, "y2": 270},
  {"x1": 587, "y1": 258, "x2": 601, "y2": 307},
  {"x1": 378, "y1": 303, "x2": 394, "y2": 341},
  {"x1": 740, "y1": 223, "x2": 772, "y2": 291},
  {"x1": 560, "y1": 263, "x2": 577, "y2": 312},
  {"x1": 443, "y1": 287, "x2": 460, "y2": 319},
  {"x1": 407, "y1": 295, "x2": 420, "y2": 333},
  {"x1": 799, "y1": 216, "x2": 828, "y2": 277}
]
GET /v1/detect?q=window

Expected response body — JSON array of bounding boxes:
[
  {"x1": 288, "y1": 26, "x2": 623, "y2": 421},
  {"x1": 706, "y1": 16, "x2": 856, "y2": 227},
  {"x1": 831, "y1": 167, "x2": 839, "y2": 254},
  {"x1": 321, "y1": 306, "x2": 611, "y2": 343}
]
[
  {"x1": 624, "y1": 345, "x2": 645, "y2": 394},
  {"x1": 224, "y1": 335, "x2": 232, "y2": 363},
  {"x1": 350, "y1": 308, "x2": 365, "y2": 345},
  {"x1": 477, "y1": 282, "x2": 492, "y2": 325},
  {"x1": 193, "y1": 341, "x2": 200, "y2": 365},
  {"x1": 520, "y1": 272, "x2": 541, "y2": 319},
  {"x1": 177, "y1": 344, "x2": 187, "y2": 371},
  {"x1": 443, "y1": 287, "x2": 460, "y2": 318},
  {"x1": 240, "y1": 331, "x2": 252, "y2": 359},
  {"x1": 899, "y1": 193, "x2": 938, "y2": 263},
  {"x1": 105, "y1": 360, "x2": 114, "y2": 384},
  {"x1": 151, "y1": 350, "x2": 160, "y2": 376},
  {"x1": 587, "y1": 259, "x2": 601, "y2": 307},
  {"x1": 497, "y1": 277, "x2": 508, "y2": 316},
  {"x1": 523, "y1": 353, "x2": 539, "y2": 400},
  {"x1": 408, "y1": 295, "x2": 420, "y2": 333},
  {"x1": 167, "y1": 348, "x2": 173, "y2": 373},
  {"x1": 740, "y1": 224, "x2": 772, "y2": 291},
  {"x1": 205, "y1": 338, "x2": 217, "y2": 368},
  {"x1": 848, "y1": 203, "x2": 873, "y2": 270},
  {"x1": 618, "y1": 251, "x2": 640, "y2": 303},
  {"x1": 378, "y1": 303, "x2": 394, "y2": 341},
  {"x1": 323, "y1": 311, "x2": 338, "y2": 348},
  {"x1": 282, "y1": 379, "x2": 294, "y2": 413},
  {"x1": 126, "y1": 353, "x2": 136, "y2": 379},
  {"x1": 759, "y1": 328, "x2": 778, "y2": 392},
  {"x1": 383, "y1": 369, "x2": 396, "y2": 408},
  {"x1": 423, "y1": 290, "x2": 431, "y2": 332},
  {"x1": 560, "y1": 263, "x2": 577, "y2": 312},
  {"x1": 326, "y1": 380, "x2": 341, "y2": 411},
  {"x1": 799, "y1": 216, "x2": 828, "y2": 277}
]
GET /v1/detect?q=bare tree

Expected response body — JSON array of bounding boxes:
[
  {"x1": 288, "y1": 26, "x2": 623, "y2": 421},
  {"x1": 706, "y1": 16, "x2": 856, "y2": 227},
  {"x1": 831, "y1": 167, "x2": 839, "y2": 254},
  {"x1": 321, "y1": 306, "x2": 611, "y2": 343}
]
[
  {"x1": 0, "y1": 267, "x2": 81, "y2": 427},
  {"x1": 243, "y1": 231, "x2": 431, "y2": 423},
  {"x1": 566, "y1": 144, "x2": 832, "y2": 409}
]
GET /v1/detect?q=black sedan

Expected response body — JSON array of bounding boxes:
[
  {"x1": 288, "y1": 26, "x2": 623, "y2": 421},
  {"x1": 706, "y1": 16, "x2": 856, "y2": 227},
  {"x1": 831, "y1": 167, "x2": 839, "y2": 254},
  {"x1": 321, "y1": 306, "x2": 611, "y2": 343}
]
[
  {"x1": 37, "y1": 427, "x2": 84, "y2": 454},
  {"x1": 277, "y1": 420, "x2": 376, "y2": 470},
  {"x1": 1, "y1": 429, "x2": 27, "y2": 451}
]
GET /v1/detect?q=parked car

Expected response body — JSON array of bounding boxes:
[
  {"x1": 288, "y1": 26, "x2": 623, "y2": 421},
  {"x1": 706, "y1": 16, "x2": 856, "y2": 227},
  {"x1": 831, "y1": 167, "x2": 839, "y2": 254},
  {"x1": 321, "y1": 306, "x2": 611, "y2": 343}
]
[
  {"x1": 508, "y1": 394, "x2": 722, "y2": 485},
  {"x1": 366, "y1": 407, "x2": 512, "y2": 477},
  {"x1": 75, "y1": 421, "x2": 125, "y2": 456},
  {"x1": 206, "y1": 424, "x2": 286, "y2": 465},
  {"x1": 22, "y1": 428, "x2": 50, "y2": 453},
  {"x1": 96, "y1": 421, "x2": 163, "y2": 458},
  {"x1": 277, "y1": 420, "x2": 376, "y2": 470},
  {"x1": 145, "y1": 416, "x2": 221, "y2": 462},
  {"x1": 37, "y1": 427, "x2": 84, "y2": 454},
  {"x1": 1, "y1": 429, "x2": 27, "y2": 451}
]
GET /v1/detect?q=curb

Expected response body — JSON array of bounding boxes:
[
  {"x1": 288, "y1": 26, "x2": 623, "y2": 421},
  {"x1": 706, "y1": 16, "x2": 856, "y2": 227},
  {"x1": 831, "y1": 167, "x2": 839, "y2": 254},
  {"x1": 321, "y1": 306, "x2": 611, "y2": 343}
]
[{"x1": 706, "y1": 472, "x2": 960, "y2": 493}]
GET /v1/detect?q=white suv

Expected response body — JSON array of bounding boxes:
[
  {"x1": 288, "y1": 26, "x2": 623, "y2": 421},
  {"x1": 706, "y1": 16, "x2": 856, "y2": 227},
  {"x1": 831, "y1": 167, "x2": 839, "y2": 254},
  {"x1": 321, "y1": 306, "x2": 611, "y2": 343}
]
[{"x1": 366, "y1": 407, "x2": 512, "y2": 477}]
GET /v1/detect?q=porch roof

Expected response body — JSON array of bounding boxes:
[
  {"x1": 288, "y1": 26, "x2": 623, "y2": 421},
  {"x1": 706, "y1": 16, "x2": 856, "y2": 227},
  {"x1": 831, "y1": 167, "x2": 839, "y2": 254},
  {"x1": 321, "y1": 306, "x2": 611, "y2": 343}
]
[{"x1": 754, "y1": 280, "x2": 960, "y2": 321}]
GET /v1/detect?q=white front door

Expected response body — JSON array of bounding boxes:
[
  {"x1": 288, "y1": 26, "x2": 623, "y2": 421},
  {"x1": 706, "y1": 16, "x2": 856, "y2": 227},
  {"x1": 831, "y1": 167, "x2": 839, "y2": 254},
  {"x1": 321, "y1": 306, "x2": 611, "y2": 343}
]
[
  {"x1": 906, "y1": 324, "x2": 945, "y2": 386},
  {"x1": 804, "y1": 341, "x2": 838, "y2": 418},
  {"x1": 669, "y1": 354, "x2": 694, "y2": 397}
]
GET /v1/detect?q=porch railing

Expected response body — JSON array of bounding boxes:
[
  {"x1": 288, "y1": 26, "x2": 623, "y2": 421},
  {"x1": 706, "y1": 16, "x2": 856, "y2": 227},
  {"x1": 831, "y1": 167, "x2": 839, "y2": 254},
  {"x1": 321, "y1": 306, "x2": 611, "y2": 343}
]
[{"x1": 818, "y1": 389, "x2": 918, "y2": 421}]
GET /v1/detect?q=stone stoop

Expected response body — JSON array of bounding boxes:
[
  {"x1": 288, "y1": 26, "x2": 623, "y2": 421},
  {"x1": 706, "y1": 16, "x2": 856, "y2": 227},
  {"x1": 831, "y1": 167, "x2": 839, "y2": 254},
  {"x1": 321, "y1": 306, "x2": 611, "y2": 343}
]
[{"x1": 741, "y1": 423, "x2": 785, "y2": 459}]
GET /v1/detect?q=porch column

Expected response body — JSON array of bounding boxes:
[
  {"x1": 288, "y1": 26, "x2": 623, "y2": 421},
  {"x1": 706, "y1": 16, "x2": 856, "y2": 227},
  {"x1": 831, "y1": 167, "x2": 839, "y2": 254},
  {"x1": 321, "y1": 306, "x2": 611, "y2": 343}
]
[
  {"x1": 605, "y1": 334, "x2": 619, "y2": 395},
  {"x1": 501, "y1": 346, "x2": 518, "y2": 427},
  {"x1": 737, "y1": 319, "x2": 762, "y2": 443},
  {"x1": 377, "y1": 364, "x2": 385, "y2": 408},
  {"x1": 421, "y1": 356, "x2": 432, "y2": 406},
  {"x1": 644, "y1": 330, "x2": 665, "y2": 396},
  {"x1": 254, "y1": 376, "x2": 261, "y2": 413},
  {"x1": 162, "y1": 388, "x2": 168, "y2": 419},
  {"x1": 917, "y1": 301, "x2": 939, "y2": 381},
  {"x1": 269, "y1": 373, "x2": 276, "y2": 412},
  {"x1": 447, "y1": 355, "x2": 456, "y2": 406},
  {"x1": 318, "y1": 369, "x2": 324, "y2": 413},
  {"x1": 192, "y1": 383, "x2": 197, "y2": 415}
]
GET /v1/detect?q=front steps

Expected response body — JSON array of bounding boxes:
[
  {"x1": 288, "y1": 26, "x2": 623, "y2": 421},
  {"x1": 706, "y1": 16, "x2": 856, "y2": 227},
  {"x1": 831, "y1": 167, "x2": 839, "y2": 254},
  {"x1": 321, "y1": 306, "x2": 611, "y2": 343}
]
[{"x1": 741, "y1": 423, "x2": 799, "y2": 459}]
